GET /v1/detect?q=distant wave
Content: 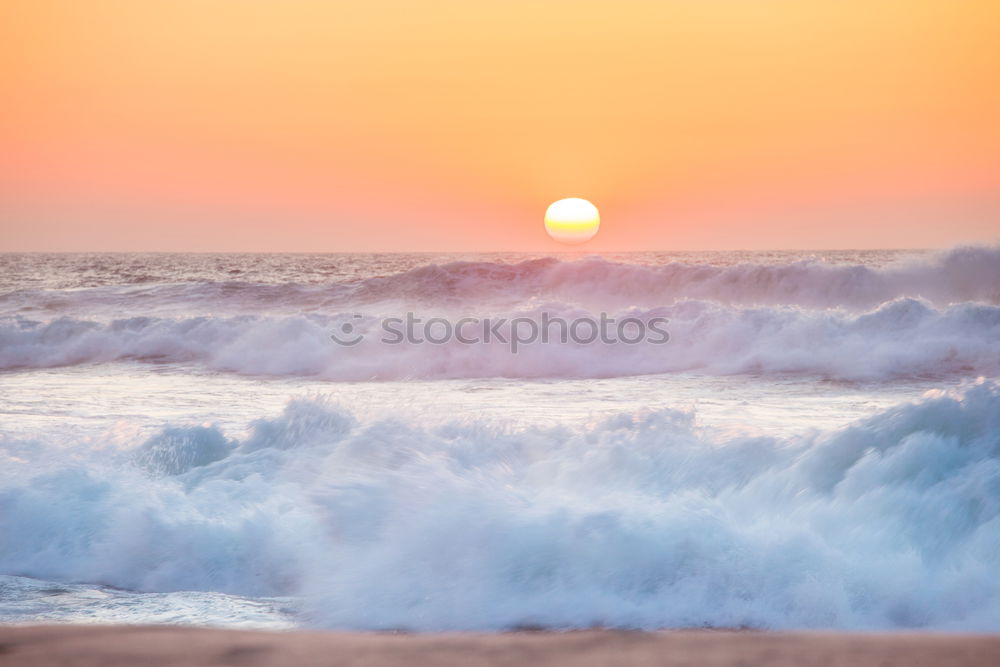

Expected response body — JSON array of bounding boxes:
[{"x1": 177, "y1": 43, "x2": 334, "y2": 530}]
[
  {"x1": 2, "y1": 298, "x2": 998, "y2": 381},
  {"x1": 2, "y1": 381, "x2": 999, "y2": 630},
  {"x1": 354, "y1": 243, "x2": 1000, "y2": 309},
  {"x1": 2, "y1": 245, "x2": 998, "y2": 318}
]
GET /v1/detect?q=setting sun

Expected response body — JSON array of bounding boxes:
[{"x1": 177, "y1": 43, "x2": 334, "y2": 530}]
[{"x1": 544, "y1": 198, "x2": 600, "y2": 244}]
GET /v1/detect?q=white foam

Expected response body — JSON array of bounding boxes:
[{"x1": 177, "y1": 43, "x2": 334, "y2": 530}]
[
  {"x1": 2, "y1": 382, "x2": 999, "y2": 630},
  {"x1": 2, "y1": 298, "x2": 998, "y2": 381}
]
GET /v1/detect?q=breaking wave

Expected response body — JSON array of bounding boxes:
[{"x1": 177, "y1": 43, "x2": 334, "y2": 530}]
[
  {"x1": 351, "y1": 243, "x2": 1000, "y2": 310},
  {"x1": 2, "y1": 298, "x2": 999, "y2": 381},
  {"x1": 2, "y1": 245, "x2": 998, "y2": 318},
  {"x1": 2, "y1": 381, "x2": 999, "y2": 630}
]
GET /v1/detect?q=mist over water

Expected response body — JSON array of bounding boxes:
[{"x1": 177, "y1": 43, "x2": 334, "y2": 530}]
[{"x1": 1, "y1": 246, "x2": 998, "y2": 630}]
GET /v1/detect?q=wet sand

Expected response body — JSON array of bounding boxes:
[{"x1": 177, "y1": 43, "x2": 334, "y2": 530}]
[{"x1": 2, "y1": 625, "x2": 999, "y2": 667}]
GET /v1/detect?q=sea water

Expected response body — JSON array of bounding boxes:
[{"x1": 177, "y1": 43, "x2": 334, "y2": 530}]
[{"x1": 1, "y1": 247, "x2": 999, "y2": 630}]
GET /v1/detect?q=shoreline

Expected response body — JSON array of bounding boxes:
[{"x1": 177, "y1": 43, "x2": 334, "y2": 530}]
[{"x1": 2, "y1": 626, "x2": 999, "y2": 666}]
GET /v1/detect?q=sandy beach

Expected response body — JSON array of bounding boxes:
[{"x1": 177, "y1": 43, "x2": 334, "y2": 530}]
[{"x1": 2, "y1": 626, "x2": 999, "y2": 667}]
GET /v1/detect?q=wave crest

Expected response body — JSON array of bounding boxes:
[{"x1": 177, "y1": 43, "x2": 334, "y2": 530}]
[
  {"x1": 3, "y1": 298, "x2": 998, "y2": 381},
  {"x1": 2, "y1": 382, "x2": 999, "y2": 630},
  {"x1": 3, "y1": 245, "x2": 998, "y2": 317}
]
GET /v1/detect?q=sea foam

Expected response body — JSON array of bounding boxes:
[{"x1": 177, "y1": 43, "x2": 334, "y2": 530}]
[
  {"x1": 2, "y1": 298, "x2": 998, "y2": 380},
  {"x1": 2, "y1": 381, "x2": 999, "y2": 630}
]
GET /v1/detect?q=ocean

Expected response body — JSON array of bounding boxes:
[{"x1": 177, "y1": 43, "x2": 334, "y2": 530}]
[{"x1": 1, "y1": 247, "x2": 999, "y2": 631}]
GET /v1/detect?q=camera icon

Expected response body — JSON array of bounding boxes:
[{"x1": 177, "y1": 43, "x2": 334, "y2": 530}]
[{"x1": 330, "y1": 314, "x2": 364, "y2": 346}]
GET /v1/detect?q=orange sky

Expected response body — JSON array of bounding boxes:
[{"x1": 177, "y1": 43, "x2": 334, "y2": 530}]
[{"x1": 2, "y1": 0, "x2": 999, "y2": 251}]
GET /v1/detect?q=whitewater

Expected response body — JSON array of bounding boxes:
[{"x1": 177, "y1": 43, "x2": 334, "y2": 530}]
[{"x1": 1, "y1": 246, "x2": 999, "y2": 631}]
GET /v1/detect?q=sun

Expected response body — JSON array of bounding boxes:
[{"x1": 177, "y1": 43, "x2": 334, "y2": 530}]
[{"x1": 544, "y1": 198, "x2": 600, "y2": 244}]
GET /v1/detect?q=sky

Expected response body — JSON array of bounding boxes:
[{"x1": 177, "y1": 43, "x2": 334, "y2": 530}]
[{"x1": 2, "y1": 0, "x2": 999, "y2": 251}]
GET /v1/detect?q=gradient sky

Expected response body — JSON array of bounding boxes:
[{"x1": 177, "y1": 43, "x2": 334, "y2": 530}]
[{"x1": 2, "y1": 0, "x2": 999, "y2": 251}]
